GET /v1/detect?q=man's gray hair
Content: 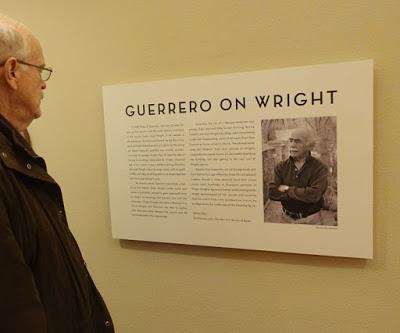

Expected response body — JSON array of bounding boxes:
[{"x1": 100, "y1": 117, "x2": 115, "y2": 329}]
[
  {"x1": 290, "y1": 127, "x2": 317, "y2": 149},
  {"x1": 0, "y1": 14, "x2": 28, "y2": 63}
]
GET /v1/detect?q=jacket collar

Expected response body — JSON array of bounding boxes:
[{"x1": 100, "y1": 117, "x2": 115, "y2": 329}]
[
  {"x1": 0, "y1": 114, "x2": 57, "y2": 184},
  {"x1": 0, "y1": 114, "x2": 38, "y2": 158}
]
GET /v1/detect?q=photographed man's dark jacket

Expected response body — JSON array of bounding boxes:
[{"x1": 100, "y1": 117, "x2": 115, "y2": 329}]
[
  {"x1": 0, "y1": 115, "x2": 114, "y2": 332},
  {"x1": 269, "y1": 153, "x2": 329, "y2": 215}
]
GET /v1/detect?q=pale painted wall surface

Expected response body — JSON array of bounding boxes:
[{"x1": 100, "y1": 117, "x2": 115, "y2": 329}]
[{"x1": 2, "y1": 1, "x2": 399, "y2": 332}]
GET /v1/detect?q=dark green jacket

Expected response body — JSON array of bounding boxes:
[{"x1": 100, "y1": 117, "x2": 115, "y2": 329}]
[{"x1": 0, "y1": 115, "x2": 114, "y2": 332}]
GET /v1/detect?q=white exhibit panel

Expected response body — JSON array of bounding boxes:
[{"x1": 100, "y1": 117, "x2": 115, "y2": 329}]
[{"x1": 102, "y1": 60, "x2": 373, "y2": 258}]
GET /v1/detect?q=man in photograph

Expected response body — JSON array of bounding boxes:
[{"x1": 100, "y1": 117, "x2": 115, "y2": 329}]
[{"x1": 268, "y1": 127, "x2": 329, "y2": 224}]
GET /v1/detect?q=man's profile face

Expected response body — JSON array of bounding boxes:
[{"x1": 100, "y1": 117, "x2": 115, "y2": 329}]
[
  {"x1": 16, "y1": 37, "x2": 46, "y2": 122},
  {"x1": 288, "y1": 129, "x2": 311, "y2": 160}
]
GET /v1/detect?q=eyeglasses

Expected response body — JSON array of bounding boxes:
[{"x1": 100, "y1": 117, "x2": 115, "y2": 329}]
[{"x1": 17, "y1": 60, "x2": 53, "y2": 81}]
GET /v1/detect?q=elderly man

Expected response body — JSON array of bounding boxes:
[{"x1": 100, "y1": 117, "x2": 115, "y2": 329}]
[
  {"x1": 268, "y1": 127, "x2": 329, "y2": 225},
  {"x1": 0, "y1": 15, "x2": 114, "y2": 332}
]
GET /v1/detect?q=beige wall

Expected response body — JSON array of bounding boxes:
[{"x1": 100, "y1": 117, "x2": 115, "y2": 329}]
[{"x1": 3, "y1": 1, "x2": 399, "y2": 332}]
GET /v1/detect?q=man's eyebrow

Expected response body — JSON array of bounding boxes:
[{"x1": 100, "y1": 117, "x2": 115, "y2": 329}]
[{"x1": 289, "y1": 137, "x2": 302, "y2": 141}]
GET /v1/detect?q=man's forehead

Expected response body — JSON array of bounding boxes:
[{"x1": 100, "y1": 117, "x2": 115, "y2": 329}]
[
  {"x1": 26, "y1": 36, "x2": 45, "y2": 63},
  {"x1": 290, "y1": 128, "x2": 311, "y2": 140}
]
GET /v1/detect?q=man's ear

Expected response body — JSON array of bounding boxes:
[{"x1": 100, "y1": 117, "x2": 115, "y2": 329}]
[{"x1": 3, "y1": 58, "x2": 19, "y2": 90}]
